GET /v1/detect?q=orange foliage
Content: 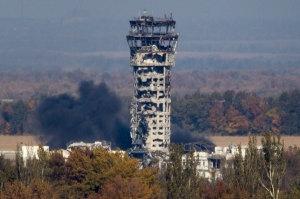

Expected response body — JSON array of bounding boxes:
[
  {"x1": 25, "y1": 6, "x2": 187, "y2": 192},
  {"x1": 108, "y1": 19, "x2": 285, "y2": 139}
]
[
  {"x1": 97, "y1": 175, "x2": 152, "y2": 199},
  {"x1": 2, "y1": 181, "x2": 30, "y2": 199},
  {"x1": 201, "y1": 180, "x2": 250, "y2": 199},
  {"x1": 209, "y1": 105, "x2": 225, "y2": 134},
  {"x1": 225, "y1": 106, "x2": 249, "y2": 134}
]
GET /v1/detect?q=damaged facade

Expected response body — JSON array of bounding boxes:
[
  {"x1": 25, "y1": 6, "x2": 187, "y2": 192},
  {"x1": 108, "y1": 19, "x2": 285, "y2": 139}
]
[
  {"x1": 126, "y1": 13, "x2": 179, "y2": 153},
  {"x1": 66, "y1": 140, "x2": 112, "y2": 151}
]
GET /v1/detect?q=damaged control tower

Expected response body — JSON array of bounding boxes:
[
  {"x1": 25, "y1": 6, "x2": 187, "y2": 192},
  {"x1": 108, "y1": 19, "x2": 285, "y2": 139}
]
[{"x1": 126, "y1": 12, "x2": 179, "y2": 155}]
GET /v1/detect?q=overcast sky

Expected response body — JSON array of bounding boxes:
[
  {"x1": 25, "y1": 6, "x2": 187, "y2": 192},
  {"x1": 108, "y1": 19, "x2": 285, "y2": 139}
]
[
  {"x1": 1, "y1": 0, "x2": 299, "y2": 21},
  {"x1": 0, "y1": 0, "x2": 299, "y2": 54}
]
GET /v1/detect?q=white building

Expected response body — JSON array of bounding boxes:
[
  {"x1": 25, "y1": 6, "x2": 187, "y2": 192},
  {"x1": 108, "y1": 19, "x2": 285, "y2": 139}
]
[
  {"x1": 182, "y1": 142, "x2": 262, "y2": 181},
  {"x1": 0, "y1": 145, "x2": 49, "y2": 162},
  {"x1": 21, "y1": 145, "x2": 49, "y2": 160},
  {"x1": 66, "y1": 140, "x2": 111, "y2": 151},
  {"x1": 60, "y1": 141, "x2": 112, "y2": 159}
]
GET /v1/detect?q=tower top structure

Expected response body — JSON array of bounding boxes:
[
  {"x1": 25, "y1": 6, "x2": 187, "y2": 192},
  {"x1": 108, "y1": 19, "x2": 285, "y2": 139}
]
[{"x1": 126, "y1": 14, "x2": 179, "y2": 66}]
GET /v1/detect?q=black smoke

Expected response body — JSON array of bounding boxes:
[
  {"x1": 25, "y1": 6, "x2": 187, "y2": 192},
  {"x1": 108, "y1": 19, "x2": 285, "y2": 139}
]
[
  {"x1": 36, "y1": 81, "x2": 131, "y2": 150},
  {"x1": 171, "y1": 124, "x2": 216, "y2": 152}
]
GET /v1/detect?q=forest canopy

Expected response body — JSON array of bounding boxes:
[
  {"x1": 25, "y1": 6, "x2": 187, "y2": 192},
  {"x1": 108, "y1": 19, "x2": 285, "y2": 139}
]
[{"x1": 1, "y1": 86, "x2": 300, "y2": 137}]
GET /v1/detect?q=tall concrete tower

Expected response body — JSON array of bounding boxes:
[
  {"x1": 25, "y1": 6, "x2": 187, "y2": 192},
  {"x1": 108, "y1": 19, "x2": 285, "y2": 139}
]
[{"x1": 126, "y1": 13, "x2": 179, "y2": 155}]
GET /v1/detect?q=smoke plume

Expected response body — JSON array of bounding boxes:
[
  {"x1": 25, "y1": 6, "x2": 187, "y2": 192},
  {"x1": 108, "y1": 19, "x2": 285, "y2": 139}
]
[
  {"x1": 36, "y1": 81, "x2": 131, "y2": 149},
  {"x1": 171, "y1": 124, "x2": 216, "y2": 152}
]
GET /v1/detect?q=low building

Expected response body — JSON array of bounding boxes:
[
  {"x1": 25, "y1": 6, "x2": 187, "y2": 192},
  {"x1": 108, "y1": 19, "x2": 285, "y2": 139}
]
[
  {"x1": 66, "y1": 140, "x2": 111, "y2": 151},
  {"x1": 61, "y1": 140, "x2": 112, "y2": 159},
  {"x1": 0, "y1": 145, "x2": 49, "y2": 162},
  {"x1": 182, "y1": 142, "x2": 262, "y2": 181}
]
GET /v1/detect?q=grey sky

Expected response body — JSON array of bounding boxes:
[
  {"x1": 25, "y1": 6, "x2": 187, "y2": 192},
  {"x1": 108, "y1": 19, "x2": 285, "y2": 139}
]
[
  {"x1": 0, "y1": 0, "x2": 300, "y2": 54},
  {"x1": 0, "y1": 0, "x2": 299, "y2": 73},
  {"x1": 1, "y1": 0, "x2": 299, "y2": 21}
]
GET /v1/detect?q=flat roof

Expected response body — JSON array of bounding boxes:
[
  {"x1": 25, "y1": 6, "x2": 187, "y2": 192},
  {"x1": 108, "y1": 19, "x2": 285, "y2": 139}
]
[
  {"x1": 209, "y1": 136, "x2": 300, "y2": 150},
  {"x1": 0, "y1": 135, "x2": 40, "y2": 151}
]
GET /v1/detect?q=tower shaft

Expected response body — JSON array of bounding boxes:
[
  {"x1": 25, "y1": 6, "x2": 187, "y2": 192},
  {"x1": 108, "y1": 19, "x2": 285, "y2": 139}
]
[{"x1": 126, "y1": 14, "x2": 179, "y2": 153}]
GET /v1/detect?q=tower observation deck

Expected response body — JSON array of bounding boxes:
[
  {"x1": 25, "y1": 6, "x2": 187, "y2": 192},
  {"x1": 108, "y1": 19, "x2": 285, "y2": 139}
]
[{"x1": 126, "y1": 13, "x2": 179, "y2": 154}]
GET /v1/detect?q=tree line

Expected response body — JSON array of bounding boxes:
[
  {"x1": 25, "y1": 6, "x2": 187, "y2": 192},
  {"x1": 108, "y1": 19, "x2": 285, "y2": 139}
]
[
  {"x1": 1, "y1": 133, "x2": 300, "y2": 198},
  {"x1": 0, "y1": 146, "x2": 160, "y2": 199},
  {"x1": 0, "y1": 89, "x2": 300, "y2": 136},
  {"x1": 172, "y1": 89, "x2": 300, "y2": 135}
]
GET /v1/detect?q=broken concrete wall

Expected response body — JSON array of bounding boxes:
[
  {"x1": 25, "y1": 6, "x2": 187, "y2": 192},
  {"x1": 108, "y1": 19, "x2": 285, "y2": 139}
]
[{"x1": 127, "y1": 14, "x2": 178, "y2": 153}]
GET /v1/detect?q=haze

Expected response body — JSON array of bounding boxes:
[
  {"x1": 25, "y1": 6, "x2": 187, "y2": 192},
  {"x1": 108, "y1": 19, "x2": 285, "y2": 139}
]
[
  {"x1": 0, "y1": 0, "x2": 300, "y2": 72},
  {"x1": 1, "y1": 0, "x2": 299, "y2": 20}
]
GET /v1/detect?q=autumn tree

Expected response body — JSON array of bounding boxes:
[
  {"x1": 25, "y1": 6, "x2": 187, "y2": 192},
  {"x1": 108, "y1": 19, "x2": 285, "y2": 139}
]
[
  {"x1": 1, "y1": 181, "x2": 30, "y2": 199},
  {"x1": 209, "y1": 104, "x2": 225, "y2": 135},
  {"x1": 28, "y1": 179, "x2": 53, "y2": 199},
  {"x1": 96, "y1": 175, "x2": 152, "y2": 199},
  {"x1": 1, "y1": 179, "x2": 53, "y2": 199},
  {"x1": 224, "y1": 105, "x2": 249, "y2": 134},
  {"x1": 265, "y1": 108, "x2": 280, "y2": 134},
  {"x1": 241, "y1": 95, "x2": 264, "y2": 121},
  {"x1": 57, "y1": 147, "x2": 160, "y2": 198},
  {"x1": 201, "y1": 180, "x2": 251, "y2": 199}
]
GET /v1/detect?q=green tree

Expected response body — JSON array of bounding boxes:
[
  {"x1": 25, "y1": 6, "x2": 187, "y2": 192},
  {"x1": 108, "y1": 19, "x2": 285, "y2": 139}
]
[
  {"x1": 222, "y1": 136, "x2": 260, "y2": 198},
  {"x1": 37, "y1": 145, "x2": 50, "y2": 182},
  {"x1": 222, "y1": 134, "x2": 286, "y2": 199},
  {"x1": 15, "y1": 144, "x2": 25, "y2": 183},
  {"x1": 1, "y1": 104, "x2": 14, "y2": 134},
  {"x1": 172, "y1": 93, "x2": 211, "y2": 132},
  {"x1": 287, "y1": 179, "x2": 300, "y2": 199},
  {"x1": 0, "y1": 155, "x2": 16, "y2": 193},
  {"x1": 232, "y1": 91, "x2": 249, "y2": 114},
  {"x1": 165, "y1": 144, "x2": 203, "y2": 199},
  {"x1": 10, "y1": 100, "x2": 28, "y2": 135},
  {"x1": 278, "y1": 90, "x2": 300, "y2": 135},
  {"x1": 283, "y1": 146, "x2": 300, "y2": 198},
  {"x1": 223, "y1": 90, "x2": 235, "y2": 112},
  {"x1": 47, "y1": 151, "x2": 66, "y2": 183},
  {"x1": 258, "y1": 132, "x2": 286, "y2": 199}
]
